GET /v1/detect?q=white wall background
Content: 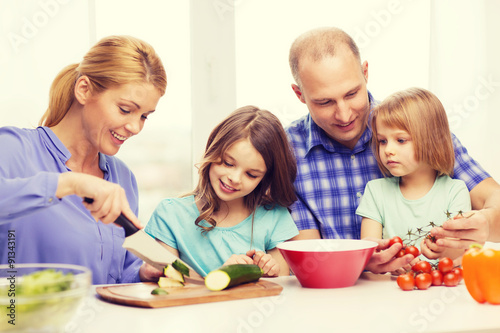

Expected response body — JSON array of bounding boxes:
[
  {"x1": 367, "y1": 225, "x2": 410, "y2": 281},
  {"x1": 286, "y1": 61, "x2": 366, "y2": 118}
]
[{"x1": 1, "y1": 0, "x2": 499, "y2": 223}]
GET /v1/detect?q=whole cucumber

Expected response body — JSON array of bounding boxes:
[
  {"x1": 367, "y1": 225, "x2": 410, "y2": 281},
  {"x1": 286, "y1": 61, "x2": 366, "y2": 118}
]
[{"x1": 205, "y1": 264, "x2": 263, "y2": 291}]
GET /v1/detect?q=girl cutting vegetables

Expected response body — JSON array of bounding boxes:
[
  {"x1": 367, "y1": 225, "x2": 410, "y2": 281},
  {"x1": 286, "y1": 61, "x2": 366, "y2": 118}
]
[
  {"x1": 145, "y1": 106, "x2": 299, "y2": 277},
  {"x1": 356, "y1": 88, "x2": 471, "y2": 273}
]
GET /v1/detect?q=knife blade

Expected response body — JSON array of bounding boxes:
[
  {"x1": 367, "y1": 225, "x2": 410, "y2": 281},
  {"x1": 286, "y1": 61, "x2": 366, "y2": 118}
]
[{"x1": 83, "y1": 197, "x2": 200, "y2": 278}]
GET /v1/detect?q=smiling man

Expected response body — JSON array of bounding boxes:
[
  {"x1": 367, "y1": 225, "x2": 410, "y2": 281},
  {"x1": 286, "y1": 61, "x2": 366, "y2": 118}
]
[{"x1": 285, "y1": 27, "x2": 500, "y2": 273}]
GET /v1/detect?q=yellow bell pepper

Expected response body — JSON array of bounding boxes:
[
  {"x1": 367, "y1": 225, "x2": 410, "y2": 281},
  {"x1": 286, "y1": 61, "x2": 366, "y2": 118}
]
[{"x1": 462, "y1": 244, "x2": 500, "y2": 305}]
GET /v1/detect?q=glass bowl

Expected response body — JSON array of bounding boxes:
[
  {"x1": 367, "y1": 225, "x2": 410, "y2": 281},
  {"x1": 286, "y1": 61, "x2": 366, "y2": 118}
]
[{"x1": 0, "y1": 263, "x2": 91, "y2": 332}]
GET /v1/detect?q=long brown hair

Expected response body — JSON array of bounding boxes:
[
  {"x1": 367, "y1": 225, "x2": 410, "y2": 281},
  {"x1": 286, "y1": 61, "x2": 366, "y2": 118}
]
[
  {"x1": 371, "y1": 87, "x2": 455, "y2": 177},
  {"x1": 191, "y1": 105, "x2": 297, "y2": 232},
  {"x1": 39, "y1": 35, "x2": 167, "y2": 127}
]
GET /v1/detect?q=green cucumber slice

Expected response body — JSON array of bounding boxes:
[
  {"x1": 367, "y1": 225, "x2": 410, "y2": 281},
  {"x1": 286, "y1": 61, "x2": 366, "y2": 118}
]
[
  {"x1": 151, "y1": 288, "x2": 168, "y2": 295},
  {"x1": 172, "y1": 260, "x2": 190, "y2": 277}
]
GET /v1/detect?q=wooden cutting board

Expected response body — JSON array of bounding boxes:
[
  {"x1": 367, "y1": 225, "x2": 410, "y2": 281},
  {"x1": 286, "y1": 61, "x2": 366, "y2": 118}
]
[{"x1": 96, "y1": 279, "x2": 283, "y2": 308}]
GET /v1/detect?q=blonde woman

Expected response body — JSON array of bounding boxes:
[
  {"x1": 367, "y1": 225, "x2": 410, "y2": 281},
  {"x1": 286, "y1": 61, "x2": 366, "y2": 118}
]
[
  {"x1": 357, "y1": 88, "x2": 471, "y2": 271},
  {"x1": 0, "y1": 36, "x2": 166, "y2": 284}
]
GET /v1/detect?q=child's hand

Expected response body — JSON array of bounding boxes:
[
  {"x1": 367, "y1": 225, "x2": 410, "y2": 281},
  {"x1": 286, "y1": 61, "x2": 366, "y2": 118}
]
[
  {"x1": 223, "y1": 254, "x2": 254, "y2": 266},
  {"x1": 421, "y1": 238, "x2": 466, "y2": 263},
  {"x1": 390, "y1": 256, "x2": 418, "y2": 276},
  {"x1": 247, "y1": 249, "x2": 280, "y2": 277},
  {"x1": 420, "y1": 238, "x2": 445, "y2": 260}
]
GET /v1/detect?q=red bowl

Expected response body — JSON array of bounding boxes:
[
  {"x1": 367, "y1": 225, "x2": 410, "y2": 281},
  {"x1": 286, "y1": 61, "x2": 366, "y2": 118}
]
[{"x1": 277, "y1": 239, "x2": 377, "y2": 288}]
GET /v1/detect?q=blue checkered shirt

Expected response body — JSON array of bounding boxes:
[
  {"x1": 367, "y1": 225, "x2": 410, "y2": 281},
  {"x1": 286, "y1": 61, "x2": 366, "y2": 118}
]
[{"x1": 285, "y1": 92, "x2": 490, "y2": 239}]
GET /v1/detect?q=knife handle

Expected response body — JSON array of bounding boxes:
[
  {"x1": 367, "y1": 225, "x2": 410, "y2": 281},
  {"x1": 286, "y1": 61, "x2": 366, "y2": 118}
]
[{"x1": 83, "y1": 197, "x2": 139, "y2": 237}]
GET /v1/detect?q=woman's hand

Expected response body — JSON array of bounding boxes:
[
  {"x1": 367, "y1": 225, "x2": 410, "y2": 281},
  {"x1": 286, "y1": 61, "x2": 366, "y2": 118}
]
[
  {"x1": 139, "y1": 262, "x2": 164, "y2": 282},
  {"x1": 56, "y1": 172, "x2": 142, "y2": 228}
]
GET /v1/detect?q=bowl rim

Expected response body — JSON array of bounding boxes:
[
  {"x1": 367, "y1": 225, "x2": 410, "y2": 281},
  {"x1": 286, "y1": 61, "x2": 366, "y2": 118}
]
[
  {"x1": 0, "y1": 263, "x2": 91, "y2": 301},
  {"x1": 276, "y1": 239, "x2": 378, "y2": 252},
  {"x1": 0, "y1": 262, "x2": 92, "y2": 272}
]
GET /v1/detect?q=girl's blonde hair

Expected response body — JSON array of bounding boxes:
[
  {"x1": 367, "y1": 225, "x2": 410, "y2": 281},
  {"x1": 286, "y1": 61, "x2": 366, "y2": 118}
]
[
  {"x1": 371, "y1": 87, "x2": 454, "y2": 177},
  {"x1": 191, "y1": 105, "x2": 297, "y2": 232},
  {"x1": 39, "y1": 35, "x2": 167, "y2": 127}
]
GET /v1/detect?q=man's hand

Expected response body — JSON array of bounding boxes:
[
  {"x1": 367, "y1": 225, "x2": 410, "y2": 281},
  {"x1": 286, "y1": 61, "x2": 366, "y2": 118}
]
[{"x1": 430, "y1": 211, "x2": 488, "y2": 249}]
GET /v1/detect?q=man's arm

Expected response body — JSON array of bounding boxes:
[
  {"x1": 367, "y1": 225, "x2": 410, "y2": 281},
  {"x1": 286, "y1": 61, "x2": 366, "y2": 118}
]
[
  {"x1": 432, "y1": 178, "x2": 500, "y2": 248},
  {"x1": 471, "y1": 178, "x2": 500, "y2": 241}
]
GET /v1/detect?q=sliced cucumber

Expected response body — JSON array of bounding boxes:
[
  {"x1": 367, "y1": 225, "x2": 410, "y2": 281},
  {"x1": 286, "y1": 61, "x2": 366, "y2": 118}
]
[
  {"x1": 205, "y1": 264, "x2": 263, "y2": 291},
  {"x1": 172, "y1": 260, "x2": 190, "y2": 277},
  {"x1": 164, "y1": 264, "x2": 185, "y2": 283},
  {"x1": 158, "y1": 277, "x2": 184, "y2": 288},
  {"x1": 151, "y1": 288, "x2": 169, "y2": 295}
]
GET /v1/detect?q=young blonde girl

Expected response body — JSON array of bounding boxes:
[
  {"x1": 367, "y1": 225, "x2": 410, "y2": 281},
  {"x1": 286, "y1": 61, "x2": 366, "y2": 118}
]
[
  {"x1": 145, "y1": 106, "x2": 298, "y2": 277},
  {"x1": 356, "y1": 88, "x2": 471, "y2": 269}
]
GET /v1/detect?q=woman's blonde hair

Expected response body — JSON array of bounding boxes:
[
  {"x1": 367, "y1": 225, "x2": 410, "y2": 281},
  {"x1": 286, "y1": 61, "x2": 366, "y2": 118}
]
[
  {"x1": 39, "y1": 35, "x2": 167, "y2": 127},
  {"x1": 371, "y1": 87, "x2": 454, "y2": 177},
  {"x1": 191, "y1": 105, "x2": 297, "y2": 233}
]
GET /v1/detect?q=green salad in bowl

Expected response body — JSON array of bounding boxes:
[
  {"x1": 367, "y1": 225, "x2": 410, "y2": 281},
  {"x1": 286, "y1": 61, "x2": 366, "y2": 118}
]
[{"x1": 0, "y1": 263, "x2": 91, "y2": 332}]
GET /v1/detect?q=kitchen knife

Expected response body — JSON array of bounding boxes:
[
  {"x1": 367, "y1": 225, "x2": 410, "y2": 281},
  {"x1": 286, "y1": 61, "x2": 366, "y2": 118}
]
[{"x1": 83, "y1": 197, "x2": 200, "y2": 278}]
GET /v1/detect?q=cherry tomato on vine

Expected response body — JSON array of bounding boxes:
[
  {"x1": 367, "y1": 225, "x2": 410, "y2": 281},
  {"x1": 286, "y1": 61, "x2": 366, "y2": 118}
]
[
  {"x1": 426, "y1": 234, "x2": 437, "y2": 243},
  {"x1": 395, "y1": 249, "x2": 406, "y2": 258},
  {"x1": 443, "y1": 271, "x2": 460, "y2": 286},
  {"x1": 415, "y1": 273, "x2": 432, "y2": 290},
  {"x1": 397, "y1": 272, "x2": 415, "y2": 291},
  {"x1": 438, "y1": 257, "x2": 454, "y2": 274},
  {"x1": 451, "y1": 267, "x2": 463, "y2": 283},
  {"x1": 430, "y1": 270, "x2": 443, "y2": 286},
  {"x1": 405, "y1": 246, "x2": 420, "y2": 257},
  {"x1": 412, "y1": 261, "x2": 432, "y2": 274},
  {"x1": 389, "y1": 236, "x2": 403, "y2": 247}
]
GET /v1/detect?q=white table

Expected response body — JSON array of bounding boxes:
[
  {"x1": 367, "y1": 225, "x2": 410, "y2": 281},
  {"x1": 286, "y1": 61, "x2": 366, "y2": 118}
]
[{"x1": 68, "y1": 273, "x2": 500, "y2": 333}]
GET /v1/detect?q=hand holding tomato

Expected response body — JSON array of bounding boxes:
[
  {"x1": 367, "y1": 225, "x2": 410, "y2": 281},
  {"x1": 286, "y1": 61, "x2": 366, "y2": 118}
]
[
  {"x1": 430, "y1": 210, "x2": 488, "y2": 250},
  {"x1": 420, "y1": 237, "x2": 445, "y2": 260},
  {"x1": 363, "y1": 237, "x2": 414, "y2": 274}
]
